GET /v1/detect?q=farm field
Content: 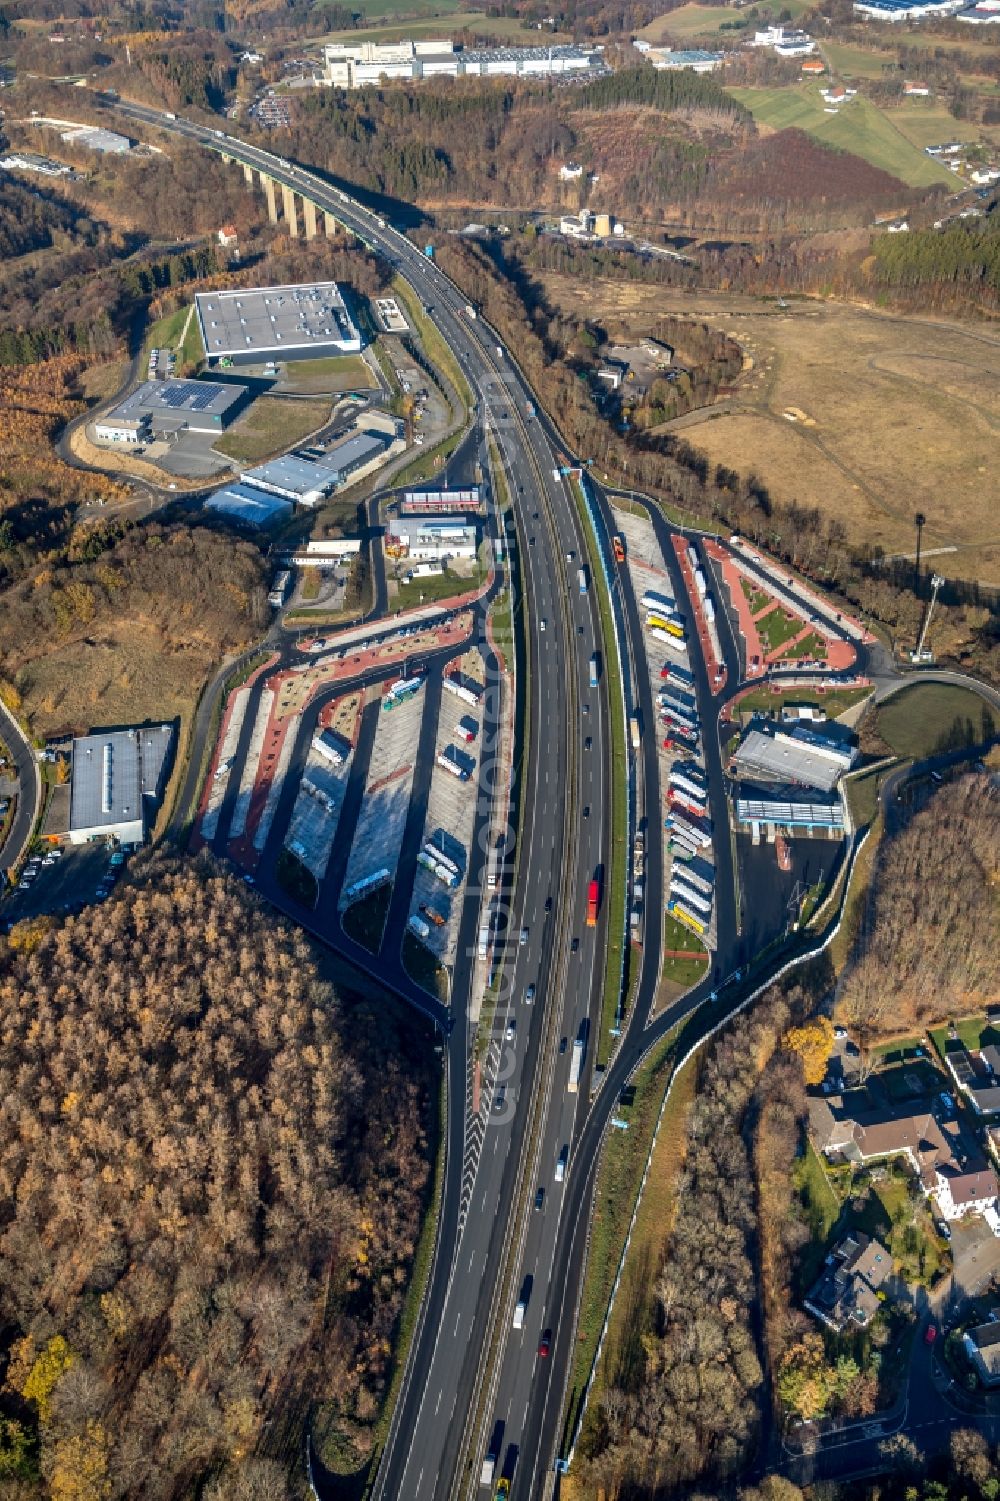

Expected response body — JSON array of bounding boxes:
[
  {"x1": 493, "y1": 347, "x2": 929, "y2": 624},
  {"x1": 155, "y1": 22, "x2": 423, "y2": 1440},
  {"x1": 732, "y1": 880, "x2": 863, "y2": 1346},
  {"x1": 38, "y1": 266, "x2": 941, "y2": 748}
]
[
  {"x1": 536, "y1": 275, "x2": 1000, "y2": 585},
  {"x1": 888, "y1": 101, "x2": 1000, "y2": 151},
  {"x1": 727, "y1": 86, "x2": 957, "y2": 187}
]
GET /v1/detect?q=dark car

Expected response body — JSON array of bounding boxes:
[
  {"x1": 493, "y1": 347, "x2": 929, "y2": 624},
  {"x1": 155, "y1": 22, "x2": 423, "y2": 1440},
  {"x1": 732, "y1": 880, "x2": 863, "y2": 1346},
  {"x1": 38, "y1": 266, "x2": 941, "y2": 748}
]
[
  {"x1": 583, "y1": 805, "x2": 590, "y2": 819},
  {"x1": 559, "y1": 1037, "x2": 567, "y2": 1054},
  {"x1": 584, "y1": 737, "x2": 592, "y2": 751},
  {"x1": 538, "y1": 1329, "x2": 552, "y2": 1358},
  {"x1": 534, "y1": 1187, "x2": 545, "y2": 1211},
  {"x1": 544, "y1": 896, "x2": 552, "y2": 913},
  {"x1": 570, "y1": 937, "x2": 579, "y2": 953}
]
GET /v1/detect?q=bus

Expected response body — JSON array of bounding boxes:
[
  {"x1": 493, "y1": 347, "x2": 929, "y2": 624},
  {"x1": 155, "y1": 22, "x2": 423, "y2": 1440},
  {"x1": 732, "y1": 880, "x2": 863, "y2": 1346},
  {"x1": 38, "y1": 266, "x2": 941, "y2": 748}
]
[
  {"x1": 647, "y1": 614, "x2": 685, "y2": 640},
  {"x1": 668, "y1": 899, "x2": 706, "y2": 936}
]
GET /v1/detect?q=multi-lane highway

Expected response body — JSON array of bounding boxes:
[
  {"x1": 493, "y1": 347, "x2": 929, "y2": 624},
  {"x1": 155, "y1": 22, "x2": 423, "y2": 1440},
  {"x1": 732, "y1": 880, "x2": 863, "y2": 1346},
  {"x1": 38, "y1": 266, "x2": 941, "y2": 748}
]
[
  {"x1": 101, "y1": 100, "x2": 624, "y2": 1499},
  {"x1": 82, "y1": 94, "x2": 997, "y2": 1501}
]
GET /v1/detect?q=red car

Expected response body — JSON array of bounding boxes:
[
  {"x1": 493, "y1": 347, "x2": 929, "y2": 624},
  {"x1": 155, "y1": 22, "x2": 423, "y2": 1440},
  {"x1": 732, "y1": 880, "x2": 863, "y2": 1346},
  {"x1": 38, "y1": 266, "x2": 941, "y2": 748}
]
[
  {"x1": 925, "y1": 1323, "x2": 937, "y2": 1345},
  {"x1": 538, "y1": 1329, "x2": 552, "y2": 1358}
]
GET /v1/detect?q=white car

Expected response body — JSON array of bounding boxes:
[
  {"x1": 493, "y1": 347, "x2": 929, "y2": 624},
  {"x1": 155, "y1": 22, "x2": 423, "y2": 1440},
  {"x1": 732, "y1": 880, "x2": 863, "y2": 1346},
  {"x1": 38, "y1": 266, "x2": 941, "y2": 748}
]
[{"x1": 505, "y1": 1021, "x2": 516, "y2": 1042}]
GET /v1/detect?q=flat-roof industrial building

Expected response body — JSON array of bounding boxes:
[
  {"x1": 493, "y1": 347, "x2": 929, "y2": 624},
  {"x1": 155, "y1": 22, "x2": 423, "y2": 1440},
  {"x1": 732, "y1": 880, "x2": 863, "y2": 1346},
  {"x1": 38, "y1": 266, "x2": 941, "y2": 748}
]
[
  {"x1": 243, "y1": 454, "x2": 342, "y2": 507},
  {"x1": 323, "y1": 38, "x2": 602, "y2": 87},
  {"x1": 205, "y1": 482, "x2": 294, "y2": 528},
  {"x1": 323, "y1": 429, "x2": 394, "y2": 488},
  {"x1": 68, "y1": 724, "x2": 174, "y2": 845},
  {"x1": 196, "y1": 282, "x2": 362, "y2": 367},
  {"x1": 731, "y1": 723, "x2": 857, "y2": 792},
  {"x1": 385, "y1": 517, "x2": 478, "y2": 560},
  {"x1": 93, "y1": 378, "x2": 248, "y2": 444}
]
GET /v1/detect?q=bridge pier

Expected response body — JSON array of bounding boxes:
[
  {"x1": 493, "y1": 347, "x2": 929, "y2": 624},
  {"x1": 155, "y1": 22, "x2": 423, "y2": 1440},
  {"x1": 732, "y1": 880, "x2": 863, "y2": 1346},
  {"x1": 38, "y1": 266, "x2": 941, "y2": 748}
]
[
  {"x1": 243, "y1": 162, "x2": 254, "y2": 186},
  {"x1": 263, "y1": 175, "x2": 279, "y2": 225},
  {"x1": 302, "y1": 197, "x2": 318, "y2": 240},
  {"x1": 324, "y1": 211, "x2": 337, "y2": 239},
  {"x1": 281, "y1": 183, "x2": 299, "y2": 237}
]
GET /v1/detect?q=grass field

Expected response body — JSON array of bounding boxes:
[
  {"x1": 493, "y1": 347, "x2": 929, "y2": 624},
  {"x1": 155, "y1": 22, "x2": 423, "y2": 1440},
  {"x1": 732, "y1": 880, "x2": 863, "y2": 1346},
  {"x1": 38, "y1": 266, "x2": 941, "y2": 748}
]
[
  {"x1": 889, "y1": 104, "x2": 991, "y2": 150},
  {"x1": 637, "y1": 0, "x2": 809, "y2": 42},
  {"x1": 392, "y1": 564, "x2": 481, "y2": 610},
  {"x1": 784, "y1": 629, "x2": 827, "y2": 660},
  {"x1": 727, "y1": 86, "x2": 957, "y2": 188},
  {"x1": 580, "y1": 1054, "x2": 699, "y2": 1430},
  {"x1": 312, "y1": 7, "x2": 571, "y2": 43},
  {"x1": 279, "y1": 354, "x2": 376, "y2": 394},
  {"x1": 823, "y1": 40, "x2": 898, "y2": 80},
  {"x1": 540, "y1": 275, "x2": 1000, "y2": 589},
  {"x1": 931, "y1": 1013, "x2": 995, "y2": 1058},
  {"x1": 214, "y1": 396, "x2": 328, "y2": 463},
  {"x1": 562, "y1": 1031, "x2": 681, "y2": 1450},
  {"x1": 874, "y1": 683, "x2": 998, "y2": 758},
  {"x1": 145, "y1": 302, "x2": 203, "y2": 370},
  {"x1": 757, "y1": 603, "x2": 805, "y2": 655},
  {"x1": 737, "y1": 684, "x2": 872, "y2": 719},
  {"x1": 741, "y1": 576, "x2": 771, "y2": 615}
]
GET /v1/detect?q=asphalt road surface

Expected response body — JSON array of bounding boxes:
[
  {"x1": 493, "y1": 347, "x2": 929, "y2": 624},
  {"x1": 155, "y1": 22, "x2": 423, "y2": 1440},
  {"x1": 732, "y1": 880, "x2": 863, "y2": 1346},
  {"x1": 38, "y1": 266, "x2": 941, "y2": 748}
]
[
  {"x1": 0, "y1": 699, "x2": 39, "y2": 877},
  {"x1": 78, "y1": 96, "x2": 1000, "y2": 1501}
]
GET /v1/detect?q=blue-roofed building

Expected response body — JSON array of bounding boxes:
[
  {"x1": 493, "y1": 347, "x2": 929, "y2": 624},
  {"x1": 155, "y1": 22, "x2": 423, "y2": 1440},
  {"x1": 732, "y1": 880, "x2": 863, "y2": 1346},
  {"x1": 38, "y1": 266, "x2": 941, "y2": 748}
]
[{"x1": 205, "y1": 482, "x2": 293, "y2": 528}]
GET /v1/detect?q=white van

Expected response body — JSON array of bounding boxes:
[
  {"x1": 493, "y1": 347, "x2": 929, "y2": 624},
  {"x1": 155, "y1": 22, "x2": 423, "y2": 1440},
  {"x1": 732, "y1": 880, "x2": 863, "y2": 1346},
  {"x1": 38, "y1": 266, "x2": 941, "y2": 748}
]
[
  {"x1": 513, "y1": 1299, "x2": 526, "y2": 1330},
  {"x1": 554, "y1": 1146, "x2": 568, "y2": 1183},
  {"x1": 480, "y1": 1453, "x2": 497, "y2": 1486}
]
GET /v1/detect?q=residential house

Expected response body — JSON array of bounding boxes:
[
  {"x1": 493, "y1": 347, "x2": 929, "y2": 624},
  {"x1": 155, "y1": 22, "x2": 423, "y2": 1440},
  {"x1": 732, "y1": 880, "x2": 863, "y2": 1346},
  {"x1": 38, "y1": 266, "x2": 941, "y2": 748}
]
[
  {"x1": 217, "y1": 225, "x2": 239, "y2": 247},
  {"x1": 805, "y1": 1233, "x2": 891, "y2": 1332},
  {"x1": 808, "y1": 1092, "x2": 1000, "y2": 1223},
  {"x1": 559, "y1": 161, "x2": 584, "y2": 181},
  {"x1": 903, "y1": 80, "x2": 931, "y2": 94},
  {"x1": 943, "y1": 1040, "x2": 1000, "y2": 1116},
  {"x1": 963, "y1": 1322, "x2": 1000, "y2": 1386}
]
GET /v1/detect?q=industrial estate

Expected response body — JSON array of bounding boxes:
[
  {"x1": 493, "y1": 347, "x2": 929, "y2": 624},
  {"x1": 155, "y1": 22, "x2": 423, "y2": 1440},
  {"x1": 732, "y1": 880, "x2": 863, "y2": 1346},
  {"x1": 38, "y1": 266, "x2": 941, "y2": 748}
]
[{"x1": 0, "y1": 10, "x2": 998, "y2": 1501}]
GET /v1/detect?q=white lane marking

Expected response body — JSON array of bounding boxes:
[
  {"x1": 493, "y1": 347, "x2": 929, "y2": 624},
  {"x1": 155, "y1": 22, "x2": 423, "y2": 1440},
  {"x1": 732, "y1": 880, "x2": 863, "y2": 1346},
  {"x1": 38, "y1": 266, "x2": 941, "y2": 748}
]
[
  {"x1": 435, "y1": 1389, "x2": 443, "y2": 1415},
  {"x1": 468, "y1": 1248, "x2": 477, "y2": 1273},
  {"x1": 454, "y1": 1312, "x2": 462, "y2": 1336}
]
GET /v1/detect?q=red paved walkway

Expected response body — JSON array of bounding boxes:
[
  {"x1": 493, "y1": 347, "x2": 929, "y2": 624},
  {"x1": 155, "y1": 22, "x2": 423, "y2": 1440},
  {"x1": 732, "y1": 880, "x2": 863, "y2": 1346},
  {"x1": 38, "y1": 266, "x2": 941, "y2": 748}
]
[{"x1": 671, "y1": 536, "x2": 727, "y2": 696}]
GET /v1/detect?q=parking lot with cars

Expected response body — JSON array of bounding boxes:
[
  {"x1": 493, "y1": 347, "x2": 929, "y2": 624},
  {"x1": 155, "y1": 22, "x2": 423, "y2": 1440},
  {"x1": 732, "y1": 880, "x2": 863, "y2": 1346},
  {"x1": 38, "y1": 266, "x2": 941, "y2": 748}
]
[{"x1": 1, "y1": 840, "x2": 131, "y2": 929}]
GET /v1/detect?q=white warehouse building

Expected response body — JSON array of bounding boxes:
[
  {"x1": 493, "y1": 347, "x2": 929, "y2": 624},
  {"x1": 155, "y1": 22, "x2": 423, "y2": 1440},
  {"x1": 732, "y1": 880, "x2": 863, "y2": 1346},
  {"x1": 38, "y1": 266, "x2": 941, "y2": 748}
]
[
  {"x1": 68, "y1": 725, "x2": 174, "y2": 845},
  {"x1": 385, "y1": 518, "x2": 478, "y2": 561},
  {"x1": 323, "y1": 38, "x2": 602, "y2": 88}
]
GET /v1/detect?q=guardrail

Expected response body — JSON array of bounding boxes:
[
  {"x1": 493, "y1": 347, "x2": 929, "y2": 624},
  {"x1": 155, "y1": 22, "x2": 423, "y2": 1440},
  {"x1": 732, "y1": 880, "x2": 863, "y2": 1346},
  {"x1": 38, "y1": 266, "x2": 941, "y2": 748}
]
[{"x1": 559, "y1": 813, "x2": 877, "y2": 1472}]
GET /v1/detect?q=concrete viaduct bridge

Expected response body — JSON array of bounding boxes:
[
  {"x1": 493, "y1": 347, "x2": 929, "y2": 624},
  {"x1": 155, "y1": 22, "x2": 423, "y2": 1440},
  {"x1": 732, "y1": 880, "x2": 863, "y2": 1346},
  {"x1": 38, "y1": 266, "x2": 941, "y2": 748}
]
[{"x1": 221, "y1": 151, "x2": 341, "y2": 241}]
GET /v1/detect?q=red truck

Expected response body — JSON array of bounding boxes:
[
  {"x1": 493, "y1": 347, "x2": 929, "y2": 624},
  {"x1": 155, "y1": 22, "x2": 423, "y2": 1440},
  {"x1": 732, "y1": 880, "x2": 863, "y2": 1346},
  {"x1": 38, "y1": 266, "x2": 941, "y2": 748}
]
[{"x1": 586, "y1": 876, "x2": 600, "y2": 927}]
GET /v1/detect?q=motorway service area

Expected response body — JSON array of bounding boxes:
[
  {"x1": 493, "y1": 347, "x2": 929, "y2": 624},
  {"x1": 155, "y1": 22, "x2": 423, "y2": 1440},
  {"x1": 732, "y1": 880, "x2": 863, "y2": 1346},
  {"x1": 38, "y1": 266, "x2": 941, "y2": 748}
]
[
  {"x1": 11, "y1": 99, "x2": 990, "y2": 1501},
  {"x1": 614, "y1": 505, "x2": 718, "y2": 957}
]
